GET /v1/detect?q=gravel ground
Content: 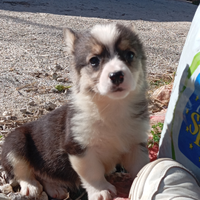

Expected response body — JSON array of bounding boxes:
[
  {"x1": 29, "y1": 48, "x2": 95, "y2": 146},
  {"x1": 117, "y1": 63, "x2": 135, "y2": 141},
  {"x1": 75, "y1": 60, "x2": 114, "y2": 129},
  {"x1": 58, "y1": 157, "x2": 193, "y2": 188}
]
[
  {"x1": 0, "y1": 0, "x2": 198, "y2": 121},
  {"x1": 0, "y1": 0, "x2": 199, "y2": 199}
]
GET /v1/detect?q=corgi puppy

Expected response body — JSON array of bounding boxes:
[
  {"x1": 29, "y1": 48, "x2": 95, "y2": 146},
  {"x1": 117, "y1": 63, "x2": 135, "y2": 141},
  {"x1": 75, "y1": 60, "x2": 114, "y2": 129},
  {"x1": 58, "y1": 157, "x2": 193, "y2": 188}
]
[{"x1": 1, "y1": 23, "x2": 149, "y2": 200}]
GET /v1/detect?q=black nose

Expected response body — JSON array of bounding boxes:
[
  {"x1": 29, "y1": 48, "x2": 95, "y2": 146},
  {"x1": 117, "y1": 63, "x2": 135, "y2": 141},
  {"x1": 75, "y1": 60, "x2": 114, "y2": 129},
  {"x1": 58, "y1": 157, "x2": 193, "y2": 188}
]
[{"x1": 109, "y1": 71, "x2": 124, "y2": 86}]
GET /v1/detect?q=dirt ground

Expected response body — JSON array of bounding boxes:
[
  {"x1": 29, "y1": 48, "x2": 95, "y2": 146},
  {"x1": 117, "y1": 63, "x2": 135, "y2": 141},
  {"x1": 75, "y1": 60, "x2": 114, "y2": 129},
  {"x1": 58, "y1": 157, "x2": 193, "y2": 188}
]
[{"x1": 0, "y1": 0, "x2": 198, "y2": 122}]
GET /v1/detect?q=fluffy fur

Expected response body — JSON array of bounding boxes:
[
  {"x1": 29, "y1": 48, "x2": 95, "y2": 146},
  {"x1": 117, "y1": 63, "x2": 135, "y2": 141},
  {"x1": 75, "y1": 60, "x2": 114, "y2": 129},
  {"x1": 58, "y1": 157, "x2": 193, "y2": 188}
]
[{"x1": 1, "y1": 23, "x2": 149, "y2": 200}]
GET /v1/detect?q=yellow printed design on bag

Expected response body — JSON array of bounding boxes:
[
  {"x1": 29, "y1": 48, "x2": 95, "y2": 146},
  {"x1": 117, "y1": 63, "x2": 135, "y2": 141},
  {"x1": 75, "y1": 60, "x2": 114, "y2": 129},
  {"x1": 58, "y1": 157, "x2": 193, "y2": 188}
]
[{"x1": 178, "y1": 54, "x2": 200, "y2": 167}]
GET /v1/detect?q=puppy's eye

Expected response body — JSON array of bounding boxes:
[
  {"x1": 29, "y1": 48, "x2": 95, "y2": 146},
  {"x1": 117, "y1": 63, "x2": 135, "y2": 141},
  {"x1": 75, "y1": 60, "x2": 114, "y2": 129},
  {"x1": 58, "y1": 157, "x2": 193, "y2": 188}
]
[
  {"x1": 125, "y1": 51, "x2": 135, "y2": 62},
  {"x1": 89, "y1": 57, "x2": 100, "y2": 68}
]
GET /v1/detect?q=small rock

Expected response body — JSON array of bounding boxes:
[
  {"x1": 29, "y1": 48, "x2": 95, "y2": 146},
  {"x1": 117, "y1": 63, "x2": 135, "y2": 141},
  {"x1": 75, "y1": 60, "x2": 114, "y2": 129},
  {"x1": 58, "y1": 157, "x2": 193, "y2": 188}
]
[
  {"x1": 10, "y1": 116, "x2": 17, "y2": 120},
  {"x1": 44, "y1": 102, "x2": 57, "y2": 111},
  {"x1": 43, "y1": 58, "x2": 48, "y2": 63},
  {"x1": 3, "y1": 111, "x2": 11, "y2": 117},
  {"x1": 1, "y1": 130, "x2": 9, "y2": 134},
  {"x1": 28, "y1": 100, "x2": 36, "y2": 106},
  {"x1": 5, "y1": 116, "x2": 11, "y2": 120},
  {"x1": 36, "y1": 109, "x2": 44, "y2": 116},
  {"x1": 55, "y1": 64, "x2": 63, "y2": 71},
  {"x1": 57, "y1": 77, "x2": 65, "y2": 82},
  {"x1": 0, "y1": 120, "x2": 5, "y2": 125},
  {"x1": 64, "y1": 77, "x2": 69, "y2": 82},
  {"x1": 19, "y1": 108, "x2": 32, "y2": 115},
  {"x1": 34, "y1": 72, "x2": 42, "y2": 78},
  {"x1": 50, "y1": 88, "x2": 59, "y2": 93},
  {"x1": 26, "y1": 111, "x2": 33, "y2": 115},
  {"x1": 52, "y1": 72, "x2": 58, "y2": 80},
  {"x1": 20, "y1": 108, "x2": 27, "y2": 114}
]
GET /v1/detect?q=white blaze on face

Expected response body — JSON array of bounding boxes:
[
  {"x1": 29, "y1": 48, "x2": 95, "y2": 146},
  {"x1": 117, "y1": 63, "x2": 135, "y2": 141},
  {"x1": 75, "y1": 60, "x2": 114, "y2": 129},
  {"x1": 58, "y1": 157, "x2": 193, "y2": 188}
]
[
  {"x1": 90, "y1": 24, "x2": 119, "y2": 53},
  {"x1": 97, "y1": 56, "x2": 138, "y2": 100}
]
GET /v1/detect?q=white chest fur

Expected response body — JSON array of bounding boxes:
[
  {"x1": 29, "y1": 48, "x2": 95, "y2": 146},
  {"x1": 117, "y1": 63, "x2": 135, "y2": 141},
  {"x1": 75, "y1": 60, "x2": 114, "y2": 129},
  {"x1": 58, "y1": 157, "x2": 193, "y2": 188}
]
[{"x1": 70, "y1": 94, "x2": 149, "y2": 163}]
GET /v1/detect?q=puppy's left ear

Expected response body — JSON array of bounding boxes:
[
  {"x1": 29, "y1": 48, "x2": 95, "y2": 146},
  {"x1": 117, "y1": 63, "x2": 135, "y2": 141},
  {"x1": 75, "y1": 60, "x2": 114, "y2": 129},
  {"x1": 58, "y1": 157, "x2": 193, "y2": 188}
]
[
  {"x1": 129, "y1": 23, "x2": 138, "y2": 33},
  {"x1": 63, "y1": 28, "x2": 77, "y2": 54}
]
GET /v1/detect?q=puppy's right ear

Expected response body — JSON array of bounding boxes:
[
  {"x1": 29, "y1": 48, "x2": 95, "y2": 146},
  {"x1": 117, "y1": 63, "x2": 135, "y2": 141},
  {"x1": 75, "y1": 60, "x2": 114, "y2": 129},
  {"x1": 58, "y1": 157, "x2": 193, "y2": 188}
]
[{"x1": 63, "y1": 28, "x2": 77, "y2": 54}]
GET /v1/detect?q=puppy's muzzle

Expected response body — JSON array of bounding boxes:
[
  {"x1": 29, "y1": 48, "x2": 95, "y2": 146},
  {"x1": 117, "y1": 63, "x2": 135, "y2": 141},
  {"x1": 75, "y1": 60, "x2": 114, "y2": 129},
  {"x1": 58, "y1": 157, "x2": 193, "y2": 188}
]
[{"x1": 109, "y1": 71, "x2": 124, "y2": 86}]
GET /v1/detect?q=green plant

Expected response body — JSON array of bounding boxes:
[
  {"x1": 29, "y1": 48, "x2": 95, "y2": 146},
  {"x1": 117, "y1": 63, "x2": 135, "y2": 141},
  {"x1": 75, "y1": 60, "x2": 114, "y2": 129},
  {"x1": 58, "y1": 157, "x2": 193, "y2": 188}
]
[
  {"x1": 148, "y1": 73, "x2": 174, "y2": 91},
  {"x1": 149, "y1": 78, "x2": 172, "y2": 87},
  {"x1": 55, "y1": 84, "x2": 72, "y2": 92},
  {"x1": 148, "y1": 122, "x2": 163, "y2": 148}
]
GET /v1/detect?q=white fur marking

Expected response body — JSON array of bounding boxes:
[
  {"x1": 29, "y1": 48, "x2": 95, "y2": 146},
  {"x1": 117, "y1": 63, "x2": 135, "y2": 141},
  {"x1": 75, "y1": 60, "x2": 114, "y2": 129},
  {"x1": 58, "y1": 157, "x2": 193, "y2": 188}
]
[
  {"x1": 71, "y1": 92, "x2": 148, "y2": 151},
  {"x1": 90, "y1": 24, "x2": 119, "y2": 53},
  {"x1": 20, "y1": 180, "x2": 43, "y2": 197},
  {"x1": 7, "y1": 152, "x2": 43, "y2": 198}
]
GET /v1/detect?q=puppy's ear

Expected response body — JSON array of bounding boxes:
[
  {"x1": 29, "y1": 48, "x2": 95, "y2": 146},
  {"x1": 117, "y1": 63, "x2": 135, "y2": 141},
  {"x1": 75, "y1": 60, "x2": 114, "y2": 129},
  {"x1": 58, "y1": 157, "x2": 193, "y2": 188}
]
[
  {"x1": 63, "y1": 28, "x2": 77, "y2": 54},
  {"x1": 129, "y1": 23, "x2": 138, "y2": 33}
]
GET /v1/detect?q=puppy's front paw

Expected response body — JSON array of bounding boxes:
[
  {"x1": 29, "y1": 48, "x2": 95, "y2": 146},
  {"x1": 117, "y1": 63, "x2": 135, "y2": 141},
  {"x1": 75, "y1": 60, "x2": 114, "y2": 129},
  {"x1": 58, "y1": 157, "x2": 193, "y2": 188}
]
[
  {"x1": 88, "y1": 184, "x2": 116, "y2": 200},
  {"x1": 20, "y1": 179, "x2": 43, "y2": 197}
]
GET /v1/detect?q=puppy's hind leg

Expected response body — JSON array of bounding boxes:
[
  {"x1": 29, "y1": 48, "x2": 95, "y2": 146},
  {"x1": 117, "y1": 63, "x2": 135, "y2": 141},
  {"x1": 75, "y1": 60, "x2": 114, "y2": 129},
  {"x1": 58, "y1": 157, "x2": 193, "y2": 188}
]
[{"x1": 7, "y1": 152, "x2": 43, "y2": 198}]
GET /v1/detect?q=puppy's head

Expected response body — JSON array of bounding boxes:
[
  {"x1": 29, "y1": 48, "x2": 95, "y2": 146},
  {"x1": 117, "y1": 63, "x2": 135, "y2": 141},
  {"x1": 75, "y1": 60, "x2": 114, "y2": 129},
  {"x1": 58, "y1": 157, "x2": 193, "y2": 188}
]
[{"x1": 64, "y1": 23, "x2": 146, "y2": 100}]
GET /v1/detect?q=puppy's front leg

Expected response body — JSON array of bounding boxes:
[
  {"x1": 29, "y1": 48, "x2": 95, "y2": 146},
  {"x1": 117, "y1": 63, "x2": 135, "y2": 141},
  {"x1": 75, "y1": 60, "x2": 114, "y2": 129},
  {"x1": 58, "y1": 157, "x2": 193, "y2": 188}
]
[{"x1": 69, "y1": 149, "x2": 116, "y2": 200}]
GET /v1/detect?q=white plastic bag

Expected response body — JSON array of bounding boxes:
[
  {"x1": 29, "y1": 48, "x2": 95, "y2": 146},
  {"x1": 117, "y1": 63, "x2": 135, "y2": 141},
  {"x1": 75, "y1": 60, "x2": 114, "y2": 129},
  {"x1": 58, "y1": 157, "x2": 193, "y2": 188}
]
[{"x1": 158, "y1": 5, "x2": 200, "y2": 181}]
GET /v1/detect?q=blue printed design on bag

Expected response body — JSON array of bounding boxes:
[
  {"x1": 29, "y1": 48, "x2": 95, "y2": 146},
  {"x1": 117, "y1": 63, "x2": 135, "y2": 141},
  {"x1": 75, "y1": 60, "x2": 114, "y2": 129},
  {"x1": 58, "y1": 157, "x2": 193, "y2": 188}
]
[{"x1": 179, "y1": 74, "x2": 200, "y2": 168}]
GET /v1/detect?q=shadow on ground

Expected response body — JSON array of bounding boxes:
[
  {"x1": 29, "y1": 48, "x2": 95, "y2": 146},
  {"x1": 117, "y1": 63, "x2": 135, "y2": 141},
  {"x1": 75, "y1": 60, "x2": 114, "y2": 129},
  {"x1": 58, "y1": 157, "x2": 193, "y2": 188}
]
[{"x1": 0, "y1": 0, "x2": 198, "y2": 22}]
